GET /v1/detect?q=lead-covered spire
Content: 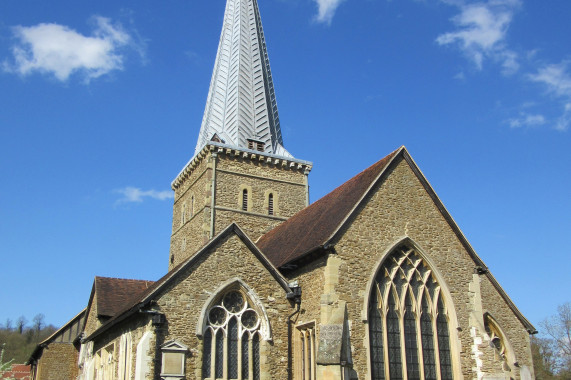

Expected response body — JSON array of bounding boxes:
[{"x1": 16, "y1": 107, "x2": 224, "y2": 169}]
[{"x1": 194, "y1": 0, "x2": 291, "y2": 157}]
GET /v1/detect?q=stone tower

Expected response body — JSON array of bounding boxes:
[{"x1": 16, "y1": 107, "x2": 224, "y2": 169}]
[{"x1": 169, "y1": 0, "x2": 312, "y2": 270}]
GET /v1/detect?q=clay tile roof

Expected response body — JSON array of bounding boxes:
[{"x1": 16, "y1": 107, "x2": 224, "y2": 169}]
[
  {"x1": 0, "y1": 364, "x2": 31, "y2": 379},
  {"x1": 95, "y1": 277, "x2": 155, "y2": 318},
  {"x1": 258, "y1": 148, "x2": 401, "y2": 268}
]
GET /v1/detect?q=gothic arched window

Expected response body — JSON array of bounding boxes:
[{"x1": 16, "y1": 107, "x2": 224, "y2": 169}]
[
  {"x1": 202, "y1": 289, "x2": 262, "y2": 379},
  {"x1": 368, "y1": 244, "x2": 455, "y2": 380}
]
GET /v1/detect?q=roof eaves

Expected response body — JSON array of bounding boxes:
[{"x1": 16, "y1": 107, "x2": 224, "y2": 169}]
[{"x1": 27, "y1": 308, "x2": 86, "y2": 364}]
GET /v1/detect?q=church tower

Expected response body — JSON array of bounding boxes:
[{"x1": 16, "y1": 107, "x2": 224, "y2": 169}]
[{"x1": 169, "y1": 0, "x2": 312, "y2": 270}]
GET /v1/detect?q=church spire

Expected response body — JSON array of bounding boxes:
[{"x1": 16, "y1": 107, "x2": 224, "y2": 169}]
[{"x1": 195, "y1": 0, "x2": 291, "y2": 158}]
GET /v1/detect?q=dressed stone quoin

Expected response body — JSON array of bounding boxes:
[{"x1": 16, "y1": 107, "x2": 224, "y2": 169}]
[{"x1": 28, "y1": 0, "x2": 537, "y2": 379}]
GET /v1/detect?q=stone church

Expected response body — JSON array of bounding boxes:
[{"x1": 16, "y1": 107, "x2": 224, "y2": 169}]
[{"x1": 28, "y1": 0, "x2": 536, "y2": 379}]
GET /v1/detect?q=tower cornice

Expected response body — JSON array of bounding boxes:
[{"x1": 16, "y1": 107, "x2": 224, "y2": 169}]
[{"x1": 172, "y1": 142, "x2": 312, "y2": 190}]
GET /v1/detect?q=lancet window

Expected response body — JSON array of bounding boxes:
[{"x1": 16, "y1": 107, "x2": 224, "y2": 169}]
[
  {"x1": 268, "y1": 194, "x2": 274, "y2": 215},
  {"x1": 242, "y1": 189, "x2": 248, "y2": 211},
  {"x1": 368, "y1": 244, "x2": 455, "y2": 380},
  {"x1": 202, "y1": 290, "x2": 262, "y2": 380}
]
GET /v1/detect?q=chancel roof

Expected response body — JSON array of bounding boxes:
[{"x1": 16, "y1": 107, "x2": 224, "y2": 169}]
[{"x1": 194, "y1": 0, "x2": 290, "y2": 158}]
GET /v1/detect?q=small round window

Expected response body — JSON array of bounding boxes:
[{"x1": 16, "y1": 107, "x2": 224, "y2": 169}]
[
  {"x1": 241, "y1": 309, "x2": 259, "y2": 329},
  {"x1": 223, "y1": 291, "x2": 245, "y2": 313}
]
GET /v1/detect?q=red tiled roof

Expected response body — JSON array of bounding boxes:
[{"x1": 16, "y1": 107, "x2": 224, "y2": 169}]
[
  {"x1": 95, "y1": 277, "x2": 155, "y2": 317},
  {"x1": 0, "y1": 364, "x2": 31, "y2": 379},
  {"x1": 257, "y1": 148, "x2": 401, "y2": 268}
]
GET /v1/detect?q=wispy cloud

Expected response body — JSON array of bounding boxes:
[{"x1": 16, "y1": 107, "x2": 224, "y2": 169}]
[
  {"x1": 529, "y1": 62, "x2": 571, "y2": 98},
  {"x1": 115, "y1": 187, "x2": 174, "y2": 204},
  {"x1": 436, "y1": 0, "x2": 520, "y2": 73},
  {"x1": 507, "y1": 113, "x2": 546, "y2": 129},
  {"x1": 3, "y1": 16, "x2": 137, "y2": 83},
  {"x1": 528, "y1": 62, "x2": 571, "y2": 131},
  {"x1": 313, "y1": 0, "x2": 346, "y2": 25}
]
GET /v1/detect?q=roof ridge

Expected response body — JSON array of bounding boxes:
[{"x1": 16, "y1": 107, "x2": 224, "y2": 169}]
[{"x1": 95, "y1": 276, "x2": 155, "y2": 283}]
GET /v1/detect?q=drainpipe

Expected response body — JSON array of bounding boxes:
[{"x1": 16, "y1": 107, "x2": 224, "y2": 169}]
[
  {"x1": 304, "y1": 168, "x2": 310, "y2": 207},
  {"x1": 286, "y1": 285, "x2": 302, "y2": 380},
  {"x1": 210, "y1": 152, "x2": 218, "y2": 239}
]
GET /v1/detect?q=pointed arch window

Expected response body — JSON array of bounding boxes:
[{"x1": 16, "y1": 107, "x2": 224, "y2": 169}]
[
  {"x1": 202, "y1": 290, "x2": 262, "y2": 379},
  {"x1": 368, "y1": 244, "x2": 456, "y2": 380}
]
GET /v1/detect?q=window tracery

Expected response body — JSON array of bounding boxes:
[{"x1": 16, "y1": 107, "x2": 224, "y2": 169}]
[
  {"x1": 202, "y1": 290, "x2": 262, "y2": 379},
  {"x1": 369, "y1": 244, "x2": 455, "y2": 380},
  {"x1": 484, "y1": 314, "x2": 507, "y2": 361}
]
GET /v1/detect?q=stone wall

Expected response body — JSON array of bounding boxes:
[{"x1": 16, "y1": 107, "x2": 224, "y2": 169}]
[
  {"x1": 170, "y1": 149, "x2": 309, "y2": 270},
  {"x1": 156, "y1": 232, "x2": 295, "y2": 380},
  {"x1": 84, "y1": 293, "x2": 100, "y2": 337},
  {"x1": 170, "y1": 155, "x2": 211, "y2": 270},
  {"x1": 35, "y1": 343, "x2": 79, "y2": 380},
  {"x1": 306, "y1": 156, "x2": 533, "y2": 380}
]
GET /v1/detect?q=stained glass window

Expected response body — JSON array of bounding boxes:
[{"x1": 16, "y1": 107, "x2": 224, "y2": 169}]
[
  {"x1": 215, "y1": 330, "x2": 224, "y2": 378},
  {"x1": 202, "y1": 329, "x2": 211, "y2": 378},
  {"x1": 253, "y1": 334, "x2": 261, "y2": 380},
  {"x1": 404, "y1": 295, "x2": 420, "y2": 380},
  {"x1": 368, "y1": 244, "x2": 456, "y2": 380},
  {"x1": 437, "y1": 298, "x2": 453, "y2": 380},
  {"x1": 242, "y1": 333, "x2": 249, "y2": 379},
  {"x1": 387, "y1": 293, "x2": 403, "y2": 380},
  {"x1": 369, "y1": 288, "x2": 385, "y2": 380},
  {"x1": 420, "y1": 297, "x2": 437, "y2": 380},
  {"x1": 202, "y1": 289, "x2": 262, "y2": 379},
  {"x1": 228, "y1": 318, "x2": 238, "y2": 378}
]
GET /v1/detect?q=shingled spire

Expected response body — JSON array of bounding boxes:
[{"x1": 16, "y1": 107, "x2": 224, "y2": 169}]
[{"x1": 195, "y1": 0, "x2": 291, "y2": 157}]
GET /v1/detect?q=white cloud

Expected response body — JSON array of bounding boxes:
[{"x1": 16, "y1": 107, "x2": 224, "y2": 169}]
[
  {"x1": 529, "y1": 62, "x2": 571, "y2": 98},
  {"x1": 3, "y1": 16, "x2": 133, "y2": 82},
  {"x1": 528, "y1": 62, "x2": 571, "y2": 131},
  {"x1": 115, "y1": 187, "x2": 174, "y2": 204},
  {"x1": 507, "y1": 113, "x2": 546, "y2": 129},
  {"x1": 436, "y1": 0, "x2": 520, "y2": 72},
  {"x1": 313, "y1": 0, "x2": 346, "y2": 25},
  {"x1": 555, "y1": 103, "x2": 571, "y2": 132}
]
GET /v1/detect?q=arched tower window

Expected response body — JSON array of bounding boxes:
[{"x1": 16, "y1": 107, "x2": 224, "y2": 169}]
[
  {"x1": 242, "y1": 189, "x2": 248, "y2": 211},
  {"x1": 368, "y1": 244, "x2": 455, "y2": 380},
  {"x1": 268, "y1": 193, "x2": 274, "y2": 215},
  {"x1": 202, "y1": 289, "x2": 262, "y2": 379}
]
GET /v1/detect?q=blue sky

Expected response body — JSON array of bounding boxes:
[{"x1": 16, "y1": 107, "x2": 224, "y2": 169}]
[{"x1": 0, "y1": 0, "x2": 569, "y2": 332}]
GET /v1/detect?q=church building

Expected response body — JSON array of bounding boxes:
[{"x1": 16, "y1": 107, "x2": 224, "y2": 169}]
[{"x1": 29, "y1": 0, "x2": 536, "y2": 379}]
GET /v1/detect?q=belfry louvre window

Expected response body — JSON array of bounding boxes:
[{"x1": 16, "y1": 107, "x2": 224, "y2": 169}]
[
  {"x1": 368, "y1": 244, "x2": 454, "y2": 380},
  {"x1": 202, "y1": 290, "x2": 262, "y2": 379},
  {"x1": 242, "y1": 189, "x2": 248, "y2": 211},
  {"x1": 268, "y1": 194, "x2": 274, "y2": 215}
]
